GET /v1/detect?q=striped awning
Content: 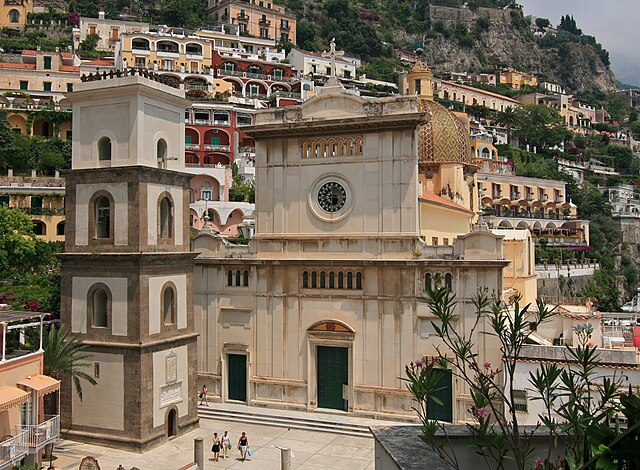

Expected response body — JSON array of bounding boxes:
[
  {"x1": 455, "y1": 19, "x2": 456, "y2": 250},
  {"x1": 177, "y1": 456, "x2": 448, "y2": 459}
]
[
  {"x1": 0, "y1": 386, "x2": 29, "y2": 411},
  {"x1": 17, "y1": 375, "x2": 60, "y2": 396}
]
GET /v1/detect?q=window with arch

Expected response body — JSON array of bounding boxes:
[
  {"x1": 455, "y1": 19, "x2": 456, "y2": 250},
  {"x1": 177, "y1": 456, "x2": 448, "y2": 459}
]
[
  {"x1": 162, "y1": 284, "x2": 176, "y2": 325},
  {"x1": 227, "y1": 268, "x2": 250, "y2": 287},
  {"x1": 94, "y1": 196, "x2": 111, "y2": 239},
  {"x1": 424, "y1": 273, "x2": 432, "y2": 292},
  {"x1": 445, "y1": 273, "x2": 453, "y2": 290},
  {"x1": 89, "y1": 285, "x2": 110, "y2": 328},
  {"x1": 157, "y1": 138, "x2": 167, "y2": 167},
  {"x1": 158, "y1": 195, "x2": 173, "y2": 239},
  {"x1": 302, "y1": 270, "x2": 363, "y2": 290},
  {"x1": 9, "y1": 9, "x2": 19, "y2": 23},
  {"x1": 56, "y1": 221, "x2": 65, "y2": 236},
  {"x1": 98, "y1": 136, "x2": 112, "y2": 161}
]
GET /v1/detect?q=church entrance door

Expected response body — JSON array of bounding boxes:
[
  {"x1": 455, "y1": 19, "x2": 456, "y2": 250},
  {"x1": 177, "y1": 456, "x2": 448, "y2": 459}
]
[
  {"x1": 227, "y1": 353, "x2": 247, "y2": 402},
  {"x1": 316, "y1": 346, "x2": 348, "y2": 411},
  {"x1": 426, "y1": 369, "x2": 453, "y2": 422}
]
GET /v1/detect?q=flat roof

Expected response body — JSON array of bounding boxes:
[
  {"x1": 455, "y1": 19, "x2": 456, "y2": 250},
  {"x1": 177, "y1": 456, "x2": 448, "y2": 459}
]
[{"x1": 0, "y1": 310, "x2": 46, "y2": 323}]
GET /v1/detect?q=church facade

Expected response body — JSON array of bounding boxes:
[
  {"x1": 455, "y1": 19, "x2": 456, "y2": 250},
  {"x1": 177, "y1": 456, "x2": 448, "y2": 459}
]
[{"x1": 193, "y1": 73, "x2": 508, "y2": 421}]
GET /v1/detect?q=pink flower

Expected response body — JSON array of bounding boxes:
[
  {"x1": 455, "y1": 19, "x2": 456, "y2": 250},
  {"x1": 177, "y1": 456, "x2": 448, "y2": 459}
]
[
  {"x1": 476, "y1": 407, "x2": 489, "y2": 418},
  {"x1": 483, "y1": 362, "x2": 491, "y2": 370},
  {"x1": 534, "y1": 457, "x2": 543, "y2": 469},
  {"x1": 415, "y1": 357, "x2": 424, "y2": 367}
]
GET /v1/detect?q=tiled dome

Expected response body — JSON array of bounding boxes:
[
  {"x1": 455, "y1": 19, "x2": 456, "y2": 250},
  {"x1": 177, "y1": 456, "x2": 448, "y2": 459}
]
[{"x1": 418, "y1": 98, "x2": 471, "y2": 165}]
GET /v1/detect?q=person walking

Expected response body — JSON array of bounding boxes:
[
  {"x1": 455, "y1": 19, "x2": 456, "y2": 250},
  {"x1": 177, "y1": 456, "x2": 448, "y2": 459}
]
[
  {"x1": 237, "y1": 432, "x2": 249, "y2": 461},
  {"x1": 221, "y1": 431, "x2": 231, "y2": 460},
  {"x1": 211, "y1": 432, "x2": 221, "y2": 462},
  {"x1": 199, "y1": 385, "x2": 208, "y2": 406}
]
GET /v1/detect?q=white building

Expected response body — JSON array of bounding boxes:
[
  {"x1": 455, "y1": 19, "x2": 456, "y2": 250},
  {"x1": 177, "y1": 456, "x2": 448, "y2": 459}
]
[{"x1": 287, "y1": 48, "x2": 360, "y2": 79}]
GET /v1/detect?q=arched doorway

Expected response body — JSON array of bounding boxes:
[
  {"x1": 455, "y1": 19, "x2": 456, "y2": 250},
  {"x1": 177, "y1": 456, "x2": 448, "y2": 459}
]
[
  {"x1": 167, "y1": 408, "x2": 177, "y2": 438},
  {"x1": 307, "y1": 320, "x2": 354, "y2": 412}
]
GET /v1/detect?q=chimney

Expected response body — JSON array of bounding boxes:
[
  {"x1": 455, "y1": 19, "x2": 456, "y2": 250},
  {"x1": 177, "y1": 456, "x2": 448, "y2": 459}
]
[
  {"x1": 98, "y1": 11, "x2": 105, "y2": 20},
  {"x1": 7, "y1": 169, "x2": 13, "y2": 177}
]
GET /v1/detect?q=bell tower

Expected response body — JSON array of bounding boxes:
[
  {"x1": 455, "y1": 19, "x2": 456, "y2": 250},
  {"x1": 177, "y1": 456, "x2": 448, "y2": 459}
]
[{"x1": 59, "y1": 72, "x2": 199, "y2": 451}]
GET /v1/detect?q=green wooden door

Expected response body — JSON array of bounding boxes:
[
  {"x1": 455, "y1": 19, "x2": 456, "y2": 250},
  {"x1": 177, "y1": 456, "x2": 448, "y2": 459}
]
[
  {"x1": 427, "y1": 369, "x2": 453, "y2": 422},
  {"x1": 317, "y1": 346, "x2": 348, "y2": 410},
  {"x1": 227, "y1": 354, "x2": 247, "y2": 402}
]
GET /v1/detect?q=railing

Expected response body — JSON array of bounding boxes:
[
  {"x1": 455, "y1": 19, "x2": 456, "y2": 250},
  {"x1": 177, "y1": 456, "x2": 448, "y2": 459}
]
[
  {"x1": 185, "y1": 143, "x2": 200, "y2": 150},
  {"x1": 185, "y1": 162, "x2": 200, "y2": 167},
  {"x1": 193, "y1": 119, "x2": 210, "y2": 125},
  {"x1": 492, "y1": 212, "x2": 576, "y2": 221},
  {"x1": 19, "y1": 415, "x2": 59, "y2": 452},
  {"x1": 20, "y1": 207, "x2": 65, "y2": 216},
  {"x1": 212, "y1": 120, "x2": 229, "y2": 126},
  {"x1": 131, "y1": 47, "x2": 151, "y2": 55},
  {"x1": 0, "y1": 430, "x2": 28, "y2": 468},
  {"x1": 247, "y1": 94, "x2": 268, "y2": 100},
  {"x1": 216, "y1": 68, "x2": 298, "y2": 84},
  {"x1": 274, "y1": 91, "x2": 301, "y2": 99},
  {"x1": 204, "y1": 144, "x2": 230, "y2": 152},
  {"x1": 185, "y1": 84, "x2": 209, "y2": 91}
]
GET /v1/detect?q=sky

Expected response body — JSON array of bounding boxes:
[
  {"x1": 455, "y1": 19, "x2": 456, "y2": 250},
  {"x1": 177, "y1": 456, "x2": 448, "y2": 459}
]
[{"x1": 517, "y1": 0, "x2": 640, "y2": 87}]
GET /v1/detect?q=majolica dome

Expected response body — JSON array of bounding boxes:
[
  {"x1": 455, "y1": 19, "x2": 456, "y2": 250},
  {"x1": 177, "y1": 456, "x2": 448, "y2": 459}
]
[
  {"x1": 407, "y1": 50, "x2": 471, "y2": 165},
  {"x1": 418, "y1": 98, "x2": 471, "y2": 165}
]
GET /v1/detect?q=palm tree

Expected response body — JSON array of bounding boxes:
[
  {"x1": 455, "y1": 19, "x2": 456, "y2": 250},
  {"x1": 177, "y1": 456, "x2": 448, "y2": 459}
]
[
  {"x1": 43, "y1": 325, "x2": 97, "y2": 414},
  {"x1": 495, "y1": 107, "x2": 519, "y2": 145}
]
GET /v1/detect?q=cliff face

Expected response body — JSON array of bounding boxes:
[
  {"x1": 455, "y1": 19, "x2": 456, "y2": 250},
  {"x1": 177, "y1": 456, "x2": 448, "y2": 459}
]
[{"x1": 413, "y1": 6, "x2": 617, "y2": 93}]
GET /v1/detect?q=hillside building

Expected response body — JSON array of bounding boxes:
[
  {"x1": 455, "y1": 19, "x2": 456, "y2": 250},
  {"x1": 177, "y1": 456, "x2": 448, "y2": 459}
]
[
  {"x1": 207, "y1": 0, "x2": 296, "y2": 44},
  {"x1": 0, "y1": 0, "x2": 32, "y2": 28},
  {"x1": 73, "y1": 11, "x2": 149, "y2": 52}
]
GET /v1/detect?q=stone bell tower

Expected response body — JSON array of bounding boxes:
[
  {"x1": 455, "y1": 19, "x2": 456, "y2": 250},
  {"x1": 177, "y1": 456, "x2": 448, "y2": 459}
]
[{"x1": 59, "y1": 72, "x2": 199, "y2": 451}]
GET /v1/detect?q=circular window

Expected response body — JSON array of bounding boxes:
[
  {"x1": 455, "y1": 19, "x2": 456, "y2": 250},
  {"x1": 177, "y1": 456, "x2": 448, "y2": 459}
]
[
  {"x1": 317, "y1": 181, "x2": 347, "y2": 213},
  {"x1": 309, "y1": 175, "x2": 353, "y2": 222}
]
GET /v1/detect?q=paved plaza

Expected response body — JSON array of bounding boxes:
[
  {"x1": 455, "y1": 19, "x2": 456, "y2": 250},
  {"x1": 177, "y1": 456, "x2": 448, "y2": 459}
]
[{"x1": 51, "y1": 416, "x2": 376, "y2": 470}]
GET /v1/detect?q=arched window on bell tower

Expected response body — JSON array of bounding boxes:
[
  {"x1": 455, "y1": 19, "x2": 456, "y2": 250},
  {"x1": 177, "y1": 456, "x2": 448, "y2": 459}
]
[
  {"x1": 98, "y1": 137, "x2": 112, "y2": 161},
  {"x1": 157, "y1": 138, "x2": 168, "y2": 168},
  {"x1": 162, "y1": 283, "x2": 177, "y2": 325},
  {"x1": 94, "y1": 196, "x2": 111, "y2": 239},
  {"x1": 158, "y1": 195, "x2": 173, "y2": 239},
  {"x1": 88, "y1": 283, "x2": 111, "y2": 328}
]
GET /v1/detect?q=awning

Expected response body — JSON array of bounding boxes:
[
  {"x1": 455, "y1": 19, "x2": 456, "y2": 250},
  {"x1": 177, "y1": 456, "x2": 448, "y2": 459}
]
[
  {"x1": 17, "y1": 375, "x2": 60, "y2": 396},
  {"x1": 0, "y1": 386, "x2": 29, "y2": 411}
]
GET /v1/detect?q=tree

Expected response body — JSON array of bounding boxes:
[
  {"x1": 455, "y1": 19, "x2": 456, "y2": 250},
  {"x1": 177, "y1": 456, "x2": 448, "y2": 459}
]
[
  {"x1": 43, "y1": 325, "x2": 96, "y2": 412},
  {"x1": 630, "y1": 120, "x2": 640, "y2": 140},
  {"x1": 535, "y1": 17, "x2": 550, "y2": 28},
  {"x1": 495, "y1": 107, "x2": 518, "y2": 145},
  {"x1": 0, "y1": 205, "x2": 37, "y2": 275},
  {"x1": 512, "y1": 104, "x2": 567, "y2": 150},
  {"x1": 78, "y1": 33, "x2": 100, "y2": 52}
]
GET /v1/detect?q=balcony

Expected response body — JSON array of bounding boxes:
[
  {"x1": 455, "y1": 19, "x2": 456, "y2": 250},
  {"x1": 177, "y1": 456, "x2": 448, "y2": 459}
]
[
  {"x1": 131, "y1": 47, "x2": 151, "y2": 55},
  {"x1": 236, "y1": 13, "x2": 249, "y2": 22},
  {"x1": 280, "y1": 23, "x2": 291, "y2": 32},
  {"x1": 185, "y1": 84, "x2": 209, "y2": 92},
  {"x1": 193, "y1": 119, "x2": 211, "y2": 125},
  {"x1": 0, "y1": 430, "x2": 28, "y2": 469},
  {"x1": 20, "y1": 207, "x2": 64, "y2": 216},
  {"x1": 157, "y1": 50, "x2": 179, "y2": 58},
  {"x1": 213, "y1": 120, "x2": 230, "y2": 126},
  {"x1": 19, "y1": 415, "x2": 59, "y2": 452},
  {"x1": 204, "y1": 144, "x2": 230, "y2": 152},
  {"x1": 185, "y1": 143, "x2": 200, "y2": 150},
  {"x1": 259, "y1": 18, "x2": 271, "y2": 26}
]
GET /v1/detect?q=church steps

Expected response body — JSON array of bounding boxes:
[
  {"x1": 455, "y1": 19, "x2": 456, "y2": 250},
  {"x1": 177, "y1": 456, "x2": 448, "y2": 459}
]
[{"x1": 197, "y1": 406, "x2": 375, "y2": 438}]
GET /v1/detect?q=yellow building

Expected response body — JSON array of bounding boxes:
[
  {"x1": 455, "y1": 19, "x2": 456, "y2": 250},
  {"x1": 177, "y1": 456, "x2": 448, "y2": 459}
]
[
  {"x1": 207, "y1": 0, "x2": 296, "y2": 43},
  {"x1": 117, "y1": 32, "x2": 213, "y2": 74},
  {"x1": 0, "y1": 170, "x2": 65, "y2": 242},
  {"x1": 0, "y1": 0, "x2": 32, "y2": 28},
  {"x1": 435, "y1": 79, "x2": 521, "y2": 112},
  {"x1": 0, "y1": 49, "x2": 76, "y2": 139},
  {"x1": 493, "y1": 229, "x2": 537, "y2": 305},
  {"x1": 499, "y1": 69, "x2": 538, "y2": 89}
]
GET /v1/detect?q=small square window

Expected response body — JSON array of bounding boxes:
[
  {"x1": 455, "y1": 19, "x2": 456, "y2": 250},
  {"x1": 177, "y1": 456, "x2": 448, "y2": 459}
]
[
  {"x1": 19, "y1": 80, "x2": 28, "y2": 90},
  {"x1": 66, "y1": 83, "x2": 73, "y2": 92},
  {"x1": 43, "y1": 82, "x2": 52, "y2": 91},
  {"x1": 43, "y1": 56, "x2": 52, "y2": 69}
]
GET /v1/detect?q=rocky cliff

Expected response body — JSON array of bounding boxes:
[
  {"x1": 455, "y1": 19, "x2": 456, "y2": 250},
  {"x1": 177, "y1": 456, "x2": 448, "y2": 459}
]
[{"x1": 415, "y1": 5, "x2": 616, "y2": 93}]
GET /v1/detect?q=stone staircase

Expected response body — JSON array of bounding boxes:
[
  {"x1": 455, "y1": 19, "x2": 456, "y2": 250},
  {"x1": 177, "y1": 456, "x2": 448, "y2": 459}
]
[{"x1": 198, "y1": 404, "x2": 396, "y2": 438}]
